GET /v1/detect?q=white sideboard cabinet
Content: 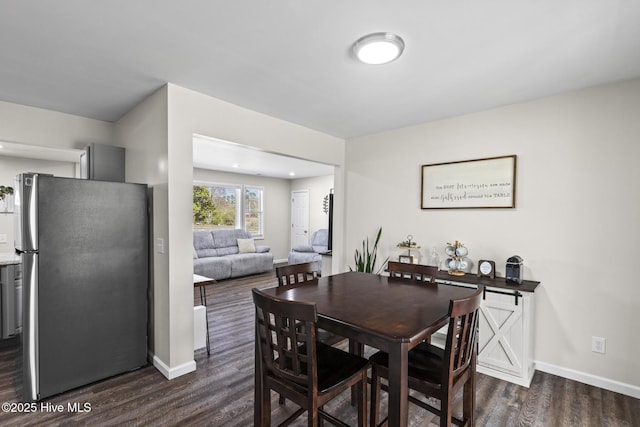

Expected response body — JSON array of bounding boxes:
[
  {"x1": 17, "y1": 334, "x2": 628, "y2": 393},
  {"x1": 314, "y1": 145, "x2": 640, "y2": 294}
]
[{"x1": 435, "y1": 271, "x2": 539, "y2": 388}]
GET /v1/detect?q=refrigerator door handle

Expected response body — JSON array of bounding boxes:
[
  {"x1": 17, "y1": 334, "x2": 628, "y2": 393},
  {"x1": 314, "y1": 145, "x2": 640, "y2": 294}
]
[
  {"x1": 14, "y1": 173, "x2": 38, "y2": 252},
  {"x1": 21, "y1": 252, "x2": 39, "y2": 401}
]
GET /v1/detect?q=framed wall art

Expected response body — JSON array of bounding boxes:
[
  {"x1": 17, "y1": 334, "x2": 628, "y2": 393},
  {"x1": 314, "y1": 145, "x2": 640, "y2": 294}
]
[{"x1": 421, "y1": 155, "x2": 516, "y2": 209}]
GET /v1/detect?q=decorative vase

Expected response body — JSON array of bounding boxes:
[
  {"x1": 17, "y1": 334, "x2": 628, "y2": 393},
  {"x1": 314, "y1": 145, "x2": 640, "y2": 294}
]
[{"x1": 0, "y1": 194, "x2": 14, "y2": 213}]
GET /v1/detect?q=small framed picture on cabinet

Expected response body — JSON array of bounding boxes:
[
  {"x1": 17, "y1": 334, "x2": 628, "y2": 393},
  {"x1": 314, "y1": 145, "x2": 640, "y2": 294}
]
[{"x1": 399, "y1": 255, "x2": 413, "y2": 264}]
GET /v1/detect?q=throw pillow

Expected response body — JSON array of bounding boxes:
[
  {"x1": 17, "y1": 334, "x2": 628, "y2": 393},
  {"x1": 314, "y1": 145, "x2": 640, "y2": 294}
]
[{"x1": 237, "y1": 238, "x2": 256, "y2": 253}]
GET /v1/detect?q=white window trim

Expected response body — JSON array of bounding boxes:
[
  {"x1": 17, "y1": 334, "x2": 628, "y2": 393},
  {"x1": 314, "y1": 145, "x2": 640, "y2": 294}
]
[
  {"x1": 193, "y1": 180, "x2": 265, "y2": 239},
  {"x1": 244, "y1": 185, "x2": 265, "y2": 240}
]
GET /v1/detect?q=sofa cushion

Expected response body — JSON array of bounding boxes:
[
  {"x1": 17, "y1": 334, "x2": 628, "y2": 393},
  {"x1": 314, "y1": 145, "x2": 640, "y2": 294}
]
[
  {"x1": 237, "y1": 238, "x2": 256, "y2": 253},
  {"x1": 212, "y1": 229, "x2": 252, "y2": 248},
  {"x1": 312, "y1": 245, "x2": 328, "y2": 253},
  {"x1": 255, "y1": 245, "x2": 271, "y2": 253},
  {"x1": 194, "y1": 230, "x2": 217, "y2": 258},
  {"x1": 230, "y1": 253, "x2": 273, "y2": 277},
  {"x1": 288, "y1": 252, "x2": 323, "y2": 274},
  {"x1": 311, "y1": 229, "x2": 329, "y2": 247},
  {"x1": 216, "y1": 246, "x2": 239, "y2": 256},
  {"x1": 194, "y1": 257, "x2": 232, "y2": 281},
  {"x1": 193, "y1": 230, "x2": 213, "y2": 248}
]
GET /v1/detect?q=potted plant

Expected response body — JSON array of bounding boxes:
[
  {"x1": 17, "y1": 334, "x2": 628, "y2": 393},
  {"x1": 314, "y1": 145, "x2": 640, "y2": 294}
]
[
  {"x1": 0, "y1": 185, "x2": 14, "y2": 212},
  {"x1": 349, "y1": 227, "x2": 389, "y2": 274},
  {"x1": 0, "y1": 185, "x2": 13, "y2": 201}
]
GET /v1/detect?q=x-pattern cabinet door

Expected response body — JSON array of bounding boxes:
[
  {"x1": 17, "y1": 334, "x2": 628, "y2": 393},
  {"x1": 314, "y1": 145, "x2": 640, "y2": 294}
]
[{"x1": 477, "y1": 287, "x2": 534, "y2": 386}]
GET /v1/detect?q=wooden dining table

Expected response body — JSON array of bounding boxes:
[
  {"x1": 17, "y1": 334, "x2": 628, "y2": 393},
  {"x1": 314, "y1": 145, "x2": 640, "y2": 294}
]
[{"x1": 254, "y1": 271, "x2": 479, "y2": 427}]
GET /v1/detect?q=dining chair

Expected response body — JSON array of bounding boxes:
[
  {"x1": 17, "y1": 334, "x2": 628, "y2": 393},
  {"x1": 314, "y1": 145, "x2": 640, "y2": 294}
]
[
  {"x1": 387, "y1": 260, "x2": 438, "y2": 283},
  {"x1": 274, "y1": 262, "x2": 345, "y2": 406},
  {"x1": 276, "y1": 263, "x2": 343, "y2": 341},
  {"x1": 369, "y1": 286, "x2": 483, "y2": 427},
  {"x1": 252, "y1": 287, "x2": 369, "y2": 427},
  {"x1": 276, "y1": 262, "x2": 319, "y2": 286},
  {"x1": 387, "y1": 260, "x2": 441, "y2": 344}
]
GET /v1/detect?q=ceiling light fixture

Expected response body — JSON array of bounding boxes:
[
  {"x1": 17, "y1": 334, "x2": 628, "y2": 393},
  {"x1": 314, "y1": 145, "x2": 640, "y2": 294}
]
[{"x1": 353, "y1": 32, "x2": 405, "y2": 65}]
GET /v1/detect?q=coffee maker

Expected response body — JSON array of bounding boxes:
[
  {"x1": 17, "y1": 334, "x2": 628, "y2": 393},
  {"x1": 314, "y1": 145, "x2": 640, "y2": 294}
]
[{"x1": 506, "y1": 255, "x2": 523, "y2": 284}]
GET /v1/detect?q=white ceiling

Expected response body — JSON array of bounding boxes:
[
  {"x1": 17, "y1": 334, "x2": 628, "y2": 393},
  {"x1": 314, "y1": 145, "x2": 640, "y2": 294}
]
[
  {"x1": 1, "y1": 1, "x2": 640, "y2": 140},
  {"x1": 193, "y1": 135, "x2": 334, "y2": 179}
]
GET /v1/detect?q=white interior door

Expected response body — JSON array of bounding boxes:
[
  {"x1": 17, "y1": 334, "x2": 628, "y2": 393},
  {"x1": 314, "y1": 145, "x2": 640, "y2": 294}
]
[{"x1": 291, "y1": 190, "x2": 309, "y2": 249}]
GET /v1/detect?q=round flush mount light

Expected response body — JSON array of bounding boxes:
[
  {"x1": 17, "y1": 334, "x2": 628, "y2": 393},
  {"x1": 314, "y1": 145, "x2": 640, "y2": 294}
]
[{"x1": 353, "y1": 32, "x2": 405, "y2": 65}]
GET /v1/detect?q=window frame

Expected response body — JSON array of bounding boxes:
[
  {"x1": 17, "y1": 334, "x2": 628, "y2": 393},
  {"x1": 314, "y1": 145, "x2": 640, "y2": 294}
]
[
  {"x1": 243, "y1": 185, "x2": 265, "y2": 239},
  {"x1": 193, "y1": 180, "x2": 265, "y2": 238}
]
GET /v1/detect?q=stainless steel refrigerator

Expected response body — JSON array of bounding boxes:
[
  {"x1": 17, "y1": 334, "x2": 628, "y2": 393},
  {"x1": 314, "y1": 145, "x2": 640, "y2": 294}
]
[{"x1": 14, "y1": 173, "x2": 148, "y2": 401}]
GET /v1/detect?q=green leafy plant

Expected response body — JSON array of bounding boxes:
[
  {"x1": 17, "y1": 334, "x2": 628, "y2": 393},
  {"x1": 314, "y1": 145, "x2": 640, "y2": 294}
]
[
  {"x1": 350, "y1": 227, "x2": 389, "y2": 274},
  {"x1": 192, "y1": 185, "x2": 216, "y2": 224},
  {"x1": 0, "y1": 185, "x2": 13, "y2": 201}
]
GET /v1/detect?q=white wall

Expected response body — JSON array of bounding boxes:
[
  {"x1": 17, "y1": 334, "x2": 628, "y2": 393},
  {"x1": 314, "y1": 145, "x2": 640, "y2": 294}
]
[
  {"x1": 290, "y1": 174, "x2": 334, "y2": 244},
  {"x1": 345, "y1": 78, "x2": 640, "y2": 392},
  {"x1": 0, "y1": 100, "x2": 113, "y2": 150},
  {"x1": 0, "y1": 157, "x2": 76, "y2": 251},
  {"x1": 0, "y1": 101, "x2": 113, "y2": 254},
  {"x1": 161, "y1": 84, "x2": 345, "y2": 377},
  {"x1": 193, "y1": 168, "x2": 292, "y2": 261},
  {"x1": 114, "y1": 87, "x2": 172, "y2": 372}
]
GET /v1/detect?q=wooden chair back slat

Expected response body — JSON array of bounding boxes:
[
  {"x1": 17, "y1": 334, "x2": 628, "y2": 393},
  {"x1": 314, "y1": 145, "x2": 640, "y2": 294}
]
[
  {"x1": 387, "y1": 261, "x2": 438, "y2": 284},
  {"x1": 446, "y1": 286, "x2": 482, "y2": 378},
  {"x1": 276, "y1": 262, "x2": 319, "y2": 286},
  {"x1": 253, "y1": 285, "x2": 318, "y2": 388}
]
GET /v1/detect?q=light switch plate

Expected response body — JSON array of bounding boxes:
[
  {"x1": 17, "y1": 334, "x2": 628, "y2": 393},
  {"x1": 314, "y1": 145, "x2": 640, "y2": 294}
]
[{"x1": 0, "y1": 234, "x2": 7, "y2": 243}]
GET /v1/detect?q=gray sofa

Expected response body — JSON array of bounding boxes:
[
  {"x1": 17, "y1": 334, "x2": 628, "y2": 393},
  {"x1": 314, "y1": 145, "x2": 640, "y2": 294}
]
[{"x1": 193, "y1": 229, "x2": 273, "y2": 280}]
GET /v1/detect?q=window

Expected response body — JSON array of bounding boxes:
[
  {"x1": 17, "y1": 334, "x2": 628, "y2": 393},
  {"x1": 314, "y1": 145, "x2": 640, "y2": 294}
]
[
  {"x1": 193, "y1": 182, "x2": 264, "y2": 238},
  {"x1": 243, "y1": 186, "x2": 263, "y2": 237}
]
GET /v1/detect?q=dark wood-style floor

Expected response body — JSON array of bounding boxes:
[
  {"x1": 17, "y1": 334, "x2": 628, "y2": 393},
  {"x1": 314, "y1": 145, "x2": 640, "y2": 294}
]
[{"x1": 0, "y1": 268, "x2": 638, "y2": 426}]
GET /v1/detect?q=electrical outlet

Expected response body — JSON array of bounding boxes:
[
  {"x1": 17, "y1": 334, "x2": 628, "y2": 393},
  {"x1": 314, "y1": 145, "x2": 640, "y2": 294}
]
[
  {"x1": 592, "y1": 336, "x2": 606, "y2": 354},
  {"x1": 0, "y1": 234, "x2": 7, "y2": 244},
  {"x1": 156, "y1": 238, "x2": 165, "y2": 254}
]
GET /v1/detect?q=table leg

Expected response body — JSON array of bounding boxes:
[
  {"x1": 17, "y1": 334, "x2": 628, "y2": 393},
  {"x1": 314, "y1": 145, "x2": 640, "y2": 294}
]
[
  {"x1": 200, "y1": 286, "x2": 211, "y2": 356},
  {"x1": 387, "y1": 343, "x2": 409, "y2": 427},
  {"x1": 349, "y1": 339, "x2": 364, "y2": 405}
]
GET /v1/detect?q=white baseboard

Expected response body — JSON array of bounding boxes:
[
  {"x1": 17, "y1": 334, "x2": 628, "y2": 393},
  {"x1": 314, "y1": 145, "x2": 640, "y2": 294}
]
[
  {"x1": 152, "y1": 355, "x2": 196, "y2": 380},
  {"x1": 535, "y1": 360, "x2": 640, "y2": 399},
  {"x1": 476, "y1": 364, "x2": 535, "y2": 388},
  {"x1": 273, "y1": 258, "x2": 288, "y2": 264}
]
